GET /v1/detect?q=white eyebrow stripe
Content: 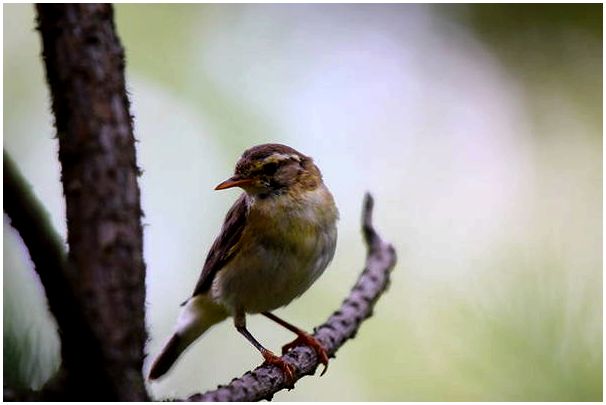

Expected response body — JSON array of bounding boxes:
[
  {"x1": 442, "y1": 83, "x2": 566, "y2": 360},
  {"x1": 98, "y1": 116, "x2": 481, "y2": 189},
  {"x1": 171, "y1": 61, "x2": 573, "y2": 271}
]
[{"x1": 268, "y1": 153, "x2": 301, "y2": 162}]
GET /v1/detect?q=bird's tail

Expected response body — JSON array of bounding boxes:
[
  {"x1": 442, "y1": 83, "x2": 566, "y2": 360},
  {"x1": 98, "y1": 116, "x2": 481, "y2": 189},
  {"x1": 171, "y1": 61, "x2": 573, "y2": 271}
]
[{"x1": 148, "y1": 294, "x2": 229, "y2": 380}]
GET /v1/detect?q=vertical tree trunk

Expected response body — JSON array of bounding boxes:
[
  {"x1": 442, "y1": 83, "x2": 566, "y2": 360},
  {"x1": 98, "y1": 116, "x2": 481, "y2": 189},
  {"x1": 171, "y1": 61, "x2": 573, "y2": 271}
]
[{"x1": 36, "y1": 4, "x2": 148, "y2": 400}]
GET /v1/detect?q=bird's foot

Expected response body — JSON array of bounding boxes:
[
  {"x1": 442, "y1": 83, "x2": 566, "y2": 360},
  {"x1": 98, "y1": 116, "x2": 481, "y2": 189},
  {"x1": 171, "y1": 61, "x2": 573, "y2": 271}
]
[
  {"x1": 282, "y1": 333, "x2": 329, "y2": 376},
  {"x1": 261, "y1": 349, "x2": 296, "y2": 387}
]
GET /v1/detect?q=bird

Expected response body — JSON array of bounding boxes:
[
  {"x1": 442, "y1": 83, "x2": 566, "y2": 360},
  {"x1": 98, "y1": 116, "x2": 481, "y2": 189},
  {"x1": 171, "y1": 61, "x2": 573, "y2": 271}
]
[{"x1": 148, "y1": 143, "x2": 339, "y2": 383}]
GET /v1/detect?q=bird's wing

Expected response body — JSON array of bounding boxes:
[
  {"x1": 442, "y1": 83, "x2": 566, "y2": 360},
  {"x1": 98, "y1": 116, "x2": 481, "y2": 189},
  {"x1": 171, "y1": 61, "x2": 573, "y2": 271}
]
[{"x1": 191, "y1": 193, "x2": 249, "y2": 297}]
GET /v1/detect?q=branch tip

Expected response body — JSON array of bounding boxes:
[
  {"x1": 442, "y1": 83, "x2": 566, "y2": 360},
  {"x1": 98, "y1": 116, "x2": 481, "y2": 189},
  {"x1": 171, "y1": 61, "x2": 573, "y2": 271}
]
[{"x1": 362, "y1": 192, "x2": 378, "y2": 247}]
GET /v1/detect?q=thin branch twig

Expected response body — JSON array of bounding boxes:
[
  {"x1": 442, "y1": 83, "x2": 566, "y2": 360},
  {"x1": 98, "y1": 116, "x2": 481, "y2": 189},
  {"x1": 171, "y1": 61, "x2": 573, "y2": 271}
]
[
  {"x1": 3, "y1": 151, "x2": 90, "y2": 362},
  {"x1": 4, "y1": 150, "x2": 68, "y2": 305},
  {"x1": 183, "y1": 192, "x2": 397, "y2": 402},
  {"x1": 3, "y1": 151, "x2": 66, "y2": 262},
  {"x1": 3, "y1": 150, "x2": 94, "y2": 401}
]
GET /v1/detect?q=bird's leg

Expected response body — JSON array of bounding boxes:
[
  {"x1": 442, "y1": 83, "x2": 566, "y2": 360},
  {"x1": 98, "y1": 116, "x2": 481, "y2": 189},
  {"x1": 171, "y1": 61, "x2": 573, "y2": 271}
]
[
  {"x1": 234, "y1": 312, "x2": 296, "y2": 385},
  {"x1": 262, "y1": 312, "x2": 329, "y2": 376}
]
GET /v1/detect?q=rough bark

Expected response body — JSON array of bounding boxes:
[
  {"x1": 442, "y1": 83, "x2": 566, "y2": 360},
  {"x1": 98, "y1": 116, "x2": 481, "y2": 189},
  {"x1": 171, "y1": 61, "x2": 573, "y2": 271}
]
[
  {"x1": 183, "y1": 193, "x2": 397, "y2": 401},
  {"x1": 35, "y1": 4, "x2": 148, "y2": 400}
]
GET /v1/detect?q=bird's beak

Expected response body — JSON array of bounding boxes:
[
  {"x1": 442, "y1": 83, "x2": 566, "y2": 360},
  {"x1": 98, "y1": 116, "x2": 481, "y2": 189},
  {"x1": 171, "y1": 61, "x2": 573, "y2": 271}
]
[{"x1": 214, "y1": 176, "x2": 255, "y2": 190}]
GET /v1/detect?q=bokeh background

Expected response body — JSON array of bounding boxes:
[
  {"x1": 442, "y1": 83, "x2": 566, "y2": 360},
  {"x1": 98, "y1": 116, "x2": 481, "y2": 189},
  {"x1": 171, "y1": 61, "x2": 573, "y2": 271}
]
[{"x1": 4, "y1": 4, "x2": 602, "y2": 401}]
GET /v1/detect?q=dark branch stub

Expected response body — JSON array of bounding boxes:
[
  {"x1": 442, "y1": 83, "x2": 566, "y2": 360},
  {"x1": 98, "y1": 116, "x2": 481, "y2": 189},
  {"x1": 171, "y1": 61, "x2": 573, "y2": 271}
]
[{"x1": 184, "y1": 193, "x2": 397, "y2": 402}]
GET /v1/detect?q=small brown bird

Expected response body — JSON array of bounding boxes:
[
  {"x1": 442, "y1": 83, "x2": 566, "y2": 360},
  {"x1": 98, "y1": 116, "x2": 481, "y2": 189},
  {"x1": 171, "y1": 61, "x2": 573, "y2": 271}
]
[{"x1": 148, "y1": 143, "x2": 339, "y2": 382}]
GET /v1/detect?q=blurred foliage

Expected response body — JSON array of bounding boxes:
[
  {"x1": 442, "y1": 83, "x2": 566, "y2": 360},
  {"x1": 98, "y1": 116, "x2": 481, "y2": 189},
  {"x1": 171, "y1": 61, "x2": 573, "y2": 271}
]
[
  {"x1": 465, "y1": 4, "x2": 602, "y2": 132},
  {"x1": 4, "y1": 3, "x2": 602, "y2": 401}
]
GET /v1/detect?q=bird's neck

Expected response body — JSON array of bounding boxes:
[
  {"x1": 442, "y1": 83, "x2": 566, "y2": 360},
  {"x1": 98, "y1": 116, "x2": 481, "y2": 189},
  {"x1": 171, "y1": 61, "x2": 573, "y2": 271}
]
[{"x1": 246, "y1": 182, "x2": 337, "y2": 227}]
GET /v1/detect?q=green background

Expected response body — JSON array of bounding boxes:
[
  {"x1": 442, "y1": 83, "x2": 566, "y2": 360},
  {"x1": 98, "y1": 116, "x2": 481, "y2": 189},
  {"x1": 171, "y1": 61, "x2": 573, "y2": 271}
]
[{"x1": 4, "y1": 4, "x2": 602, "y2": 401}]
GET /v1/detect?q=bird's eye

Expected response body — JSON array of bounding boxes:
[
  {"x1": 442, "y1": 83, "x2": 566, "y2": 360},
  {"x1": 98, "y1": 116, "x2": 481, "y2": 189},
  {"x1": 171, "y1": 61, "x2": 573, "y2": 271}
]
[{"x1": 262, "y1": 162, "x2": 279, "y2": 175}]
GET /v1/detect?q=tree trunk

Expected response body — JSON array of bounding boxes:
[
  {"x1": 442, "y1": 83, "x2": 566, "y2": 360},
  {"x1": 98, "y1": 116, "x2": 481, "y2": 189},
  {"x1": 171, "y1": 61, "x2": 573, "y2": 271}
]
[{"x1": 35, "y1": 4, "x2": 148, "y2": 400}]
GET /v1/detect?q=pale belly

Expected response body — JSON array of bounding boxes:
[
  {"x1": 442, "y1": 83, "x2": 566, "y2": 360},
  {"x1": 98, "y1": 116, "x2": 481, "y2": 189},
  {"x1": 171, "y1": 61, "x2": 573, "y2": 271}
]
[{"x1": 211, "y1": 202, "x2": 337, "y2": 314}]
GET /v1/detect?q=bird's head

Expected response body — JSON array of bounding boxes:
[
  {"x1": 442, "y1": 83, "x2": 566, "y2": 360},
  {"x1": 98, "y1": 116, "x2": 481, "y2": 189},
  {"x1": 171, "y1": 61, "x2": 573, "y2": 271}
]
[{"x1": 215, "y1": 144, "x2": 323, "y2": 198}]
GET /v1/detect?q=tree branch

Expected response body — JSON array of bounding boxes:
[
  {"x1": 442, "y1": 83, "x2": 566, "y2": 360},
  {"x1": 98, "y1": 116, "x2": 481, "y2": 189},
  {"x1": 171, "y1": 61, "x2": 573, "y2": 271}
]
[
  {"x1": 3, "y1": 150, "x2": 72, "y2": 325},
  {"x1": 3, "y1": 151, "x2": 86, "y2": 400},
  {"x1": 183, "y1": 193, "x2": 397, "y2": 402},
  {"x1": 35, "y1": 4, "x2": 148, "y2": 400}
]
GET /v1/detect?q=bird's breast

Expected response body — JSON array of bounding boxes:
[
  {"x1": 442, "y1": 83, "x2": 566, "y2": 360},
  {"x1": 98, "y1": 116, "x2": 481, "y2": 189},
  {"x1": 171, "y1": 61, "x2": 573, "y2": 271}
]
[{"x1": 212, "y1": 186, "x2": 338, "y2": 314}]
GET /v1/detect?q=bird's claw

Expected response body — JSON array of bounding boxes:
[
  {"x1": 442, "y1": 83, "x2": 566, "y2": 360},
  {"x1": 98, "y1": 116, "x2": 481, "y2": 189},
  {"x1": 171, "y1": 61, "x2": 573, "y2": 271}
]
[
  {"x1": 282, "y1": 333, "x2": 329, "y2": 376},
  {"x1": 262, "y1": 349, "x2": 296, "y2": 387}
]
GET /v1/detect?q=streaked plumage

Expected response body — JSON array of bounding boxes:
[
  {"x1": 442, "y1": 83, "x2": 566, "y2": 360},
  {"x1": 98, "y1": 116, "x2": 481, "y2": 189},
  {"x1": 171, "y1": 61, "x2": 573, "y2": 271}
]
[{"x1": 149, "y1": 144, "x2": 338, "y2": 381}]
